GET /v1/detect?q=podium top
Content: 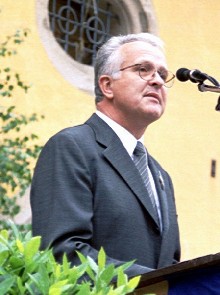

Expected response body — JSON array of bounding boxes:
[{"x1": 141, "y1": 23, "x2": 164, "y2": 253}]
[{"x1": 138, "y1": 252, "x2": 220, "y2": 288}]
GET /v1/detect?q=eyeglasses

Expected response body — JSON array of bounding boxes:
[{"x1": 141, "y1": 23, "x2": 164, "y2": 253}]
[{"x1": 119, "y1": 62, "x2": 175, "y2": 88}]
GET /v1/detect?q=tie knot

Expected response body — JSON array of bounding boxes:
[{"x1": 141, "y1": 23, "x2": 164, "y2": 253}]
[{"x1": 133, "y1": 141, "x2": 146, "y2": 157}]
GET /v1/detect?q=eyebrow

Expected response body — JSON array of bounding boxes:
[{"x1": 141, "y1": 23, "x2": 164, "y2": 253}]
[{"x1": 137, "y1": 61, "x2": 168, "y2": 71}]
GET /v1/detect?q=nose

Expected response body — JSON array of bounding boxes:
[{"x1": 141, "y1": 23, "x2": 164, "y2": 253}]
[{"x1": 148, "y1": 71, "x2": 164, "y2": 87}]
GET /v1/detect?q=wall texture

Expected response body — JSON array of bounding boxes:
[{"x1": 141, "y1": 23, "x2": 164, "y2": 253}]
[
  {"x1": 1, "y1": 0, "x2": 220, "y2": 262},
  {"x1": 150, "y1": 0, "x2": 220, "y2": 261}
]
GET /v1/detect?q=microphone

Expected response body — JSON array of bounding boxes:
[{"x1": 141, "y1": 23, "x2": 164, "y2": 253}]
[
  {"x1": 176, "y1": 68, "x2": 208, "y2": 83},
  {"x1": 176, "y1": 67, "x2": 220, "y2": 112}
]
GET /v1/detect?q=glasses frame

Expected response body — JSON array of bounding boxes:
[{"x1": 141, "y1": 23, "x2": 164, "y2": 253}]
[{"x1": 119, "y1": 63, "x2": 175, "y2": 88}]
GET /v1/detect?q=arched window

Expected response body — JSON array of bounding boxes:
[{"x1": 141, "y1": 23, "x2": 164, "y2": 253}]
[{"x1": 36, "y1": 0, "x2": 158, "y2": 94}]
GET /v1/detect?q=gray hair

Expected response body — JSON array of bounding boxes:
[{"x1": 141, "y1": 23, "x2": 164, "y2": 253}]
[{"x1": 94, "y1": 33, "x2": 164, "y2": 104}]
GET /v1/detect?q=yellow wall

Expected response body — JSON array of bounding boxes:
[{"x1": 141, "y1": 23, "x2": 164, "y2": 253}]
[
  {"x1": 149, "y1": 0, "x2": 220, "y2": 260},
  {"x1": 1, "y1": 0, "x2": 220, "y2": 262},
  {"x1": 1, "y1": 0, "x2": 95, "y2": 145}
]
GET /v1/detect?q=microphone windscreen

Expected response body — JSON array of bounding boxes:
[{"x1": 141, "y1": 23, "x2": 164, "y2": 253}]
[{"x1": 176, "y1": 68, "x2": 190, "y2": 82}]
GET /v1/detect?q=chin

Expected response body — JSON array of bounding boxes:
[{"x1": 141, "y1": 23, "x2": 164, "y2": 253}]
[{"x1": 147, "y1": 105, "x2": 164, "y2": 119}]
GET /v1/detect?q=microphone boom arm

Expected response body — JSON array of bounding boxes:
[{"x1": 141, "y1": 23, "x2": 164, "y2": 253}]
[
  {"x1": 197, "y1": 82, "x2": 220, "y2": 111},
  {"x1": 198, "y1": 83, "x2": 220, "y2": 93}
]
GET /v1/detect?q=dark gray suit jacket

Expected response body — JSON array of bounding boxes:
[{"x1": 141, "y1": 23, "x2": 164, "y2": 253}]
[{"x1": 31, "y1": 113, "x2": 180, "y2": 277}]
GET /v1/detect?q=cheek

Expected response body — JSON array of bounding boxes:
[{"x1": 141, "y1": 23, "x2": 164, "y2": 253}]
[{"x1": 162, "y1": 88, "x2": 168, "y2": 104}]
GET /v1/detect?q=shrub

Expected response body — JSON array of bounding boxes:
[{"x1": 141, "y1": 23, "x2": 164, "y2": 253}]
[
  {"x1": 0, "y1": 222, "x2": 141, "y2": 295},
  {"x1": 0, "y1": 29, "x2": 43, "y2": 226}
]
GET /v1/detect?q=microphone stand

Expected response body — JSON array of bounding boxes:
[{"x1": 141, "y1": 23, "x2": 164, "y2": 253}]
[
  {"x1": 198, "y1": 84, "x2": 220, "y2": 93},
  {"x1": 197, "y1": 75, "x2": 220, "y2": 111}
]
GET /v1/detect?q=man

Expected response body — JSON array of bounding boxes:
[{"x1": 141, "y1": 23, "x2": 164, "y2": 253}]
[{"x1": 30, "y1": 33, "x2": 180, "y2": 277}]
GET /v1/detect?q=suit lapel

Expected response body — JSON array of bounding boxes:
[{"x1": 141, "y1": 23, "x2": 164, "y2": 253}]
[
  {"x1": 86, "y1": 114, "x2": 160, "y2": 227},
  {"x1": 104, "y1": 143, "x2": 160, "y2": 225},
  {"x1": 148, "y1": 156, "x2": 170, "y2": 233}
]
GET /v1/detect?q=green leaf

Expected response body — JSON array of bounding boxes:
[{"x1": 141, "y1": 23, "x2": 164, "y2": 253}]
[
  {"x1": 0, "y1": 234, "x2": 9, "y2": 248},
  {"x1": 87, "y1": 256, "x2": 98, "y2": 274},
  {"x1": 8, "y1": 256, "x2": 24, "y2": 271},
  {"x1": 76, "y1": 251, "x2": 95, "y2": 280},
  {"x1": 24, "y1": 236, "x2": 41, "y2": 264},
  {"x1": 16, "y1": 239, "x2": 24, "y2": 253},
  {"x1": 49, "y1": 289, "x2": 61, "y2": 295},
  {"x1": 98, "y1": 264, "x2": 115, "y2": 287},
  {"x1": 0, "y1": 249, "x2": 9, "y2": 265},
  {"x1": 17, "y1": 276, "x2": 26, "y2": 295},
  {"x1": 98, "y1": 247, "x2": 106, "y2": 270},
  {"x1": 108, "y1": 285, "x2": 126, "y2": 295},
  {"x1": 54, "y1": 263, "x2": 61, "y2": 279},
  {"x1": 61, "y1": 253, "x2": 70, "y2": 274},
  {"x1": 73, "y1": 262, "x2": 88, "y2": 280},
  {"x1": 127, "y1": 275, "x2": 141, "y2": 291},
  {"x1": 0, "y1": 229, "x2": 9, "y2": 241},
  {"x1": 76, "y1": 282, "x2": 91, "y2": 295},
  {"x1": 114, "y1": 260, "x2": 135, "y2": 277},
  {"x1": 117, "y1": 267, "x2": 127, "y2": 287},
  {"x1": 9, "y1": 220, "x2": 22, "y2": 239},
  {"x1": 49, "y1": 279, "x2": 69, "y2": 295},
  {"x1": 28, "y1": 266, "x2": 50, "y2": 295},
  {"x1": 24, "y1": 281, "x2": 37, "y2": 295},
  {"x1": 76, "y1": 251, "x2": 87, "y2": 264},
  {"x1": 0, "y1": 276, "x2": 15, "y2": 294}
]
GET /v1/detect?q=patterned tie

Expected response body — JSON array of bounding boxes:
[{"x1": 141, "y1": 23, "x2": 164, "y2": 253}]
[{"x1": 133, "y1": 141, "x2": 159, "y2": 222}]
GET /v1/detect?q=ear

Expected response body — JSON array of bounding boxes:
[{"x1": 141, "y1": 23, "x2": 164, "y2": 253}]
[{"x1": 98, "y1": 75, "x2": 114, "y2": 99}]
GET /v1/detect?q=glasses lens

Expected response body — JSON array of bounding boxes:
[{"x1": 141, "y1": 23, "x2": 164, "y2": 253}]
[
  {"x1": 138, "y1": 63, "x2": 175, "y2": 87},
  {"x1": 164, "y1": 71, "x2": 175, "y2": 88},
  {"x1": 139, "y1": 63, "x2": 155, "y2": 80}
]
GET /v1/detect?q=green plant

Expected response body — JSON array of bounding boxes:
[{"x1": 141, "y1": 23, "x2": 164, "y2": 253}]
[
  {"x1": 0, "y1": 222, "x2": 141, "y2": 294},
  {"x1": 0, "y1": 29, "x2": 43, "y2": 223}
]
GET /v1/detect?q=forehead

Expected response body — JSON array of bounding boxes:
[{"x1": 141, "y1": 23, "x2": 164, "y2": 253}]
[{"x1": 120, "y1": 41, "x2": 167, "y2": 67}]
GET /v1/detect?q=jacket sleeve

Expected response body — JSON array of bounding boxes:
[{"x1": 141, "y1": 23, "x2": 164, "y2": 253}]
[{"x1": 30, "y1": 129, "x2": 153, "y2": 277}]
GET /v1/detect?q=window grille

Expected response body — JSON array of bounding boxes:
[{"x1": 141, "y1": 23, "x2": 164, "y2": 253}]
[{"x1": 49, "y1": 0, "x2": 117, "y2": 65}]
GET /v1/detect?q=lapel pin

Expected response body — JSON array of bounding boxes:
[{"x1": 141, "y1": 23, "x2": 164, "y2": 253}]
[{"x1": 158, "y1": 171, "x2": 165, "y2": 190}]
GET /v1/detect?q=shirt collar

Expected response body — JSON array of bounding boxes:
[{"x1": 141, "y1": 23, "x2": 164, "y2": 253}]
[{"x1": 96, "y1": 111, "x2": 144, "y2": 157}]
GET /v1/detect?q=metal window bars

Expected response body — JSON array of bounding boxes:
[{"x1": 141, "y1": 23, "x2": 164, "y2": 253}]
[{"x1": 49, "y1": 0, "x2": 115, "y2": 65}]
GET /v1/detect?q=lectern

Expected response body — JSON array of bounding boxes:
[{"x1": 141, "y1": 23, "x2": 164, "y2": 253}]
[{"x1": 133, "y1": 252, "x2": 220, "y2": 295}]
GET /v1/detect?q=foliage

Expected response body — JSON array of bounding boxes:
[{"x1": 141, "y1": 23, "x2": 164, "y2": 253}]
[
  {"x1": 0, "y1": 29, "x2": 43, "y2": 222},
  {"x1": 0, "y1": 222, "x2": 141, "y2": 295},
  {"x1": 0, "y1": 29, "x2": 31, "y2": 96}
]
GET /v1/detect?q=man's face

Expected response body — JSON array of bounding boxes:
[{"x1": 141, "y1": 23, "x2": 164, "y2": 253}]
[{"x1": 110, "y1": 41, "x2": 169, "y2": 130}]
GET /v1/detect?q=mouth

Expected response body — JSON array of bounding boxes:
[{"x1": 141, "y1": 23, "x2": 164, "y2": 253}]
[{"x1": 143, "y1": 92, "x2": 161, "y2": 103}]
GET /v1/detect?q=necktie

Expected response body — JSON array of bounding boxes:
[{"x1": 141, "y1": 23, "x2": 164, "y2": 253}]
[{"x1": 133, "y1": 141, "x2": 159, "y2": 222}]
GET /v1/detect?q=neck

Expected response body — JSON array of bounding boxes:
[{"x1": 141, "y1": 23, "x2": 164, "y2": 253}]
[{"x1": 97, "y1": 107, "x2": 147, "y2": 139}]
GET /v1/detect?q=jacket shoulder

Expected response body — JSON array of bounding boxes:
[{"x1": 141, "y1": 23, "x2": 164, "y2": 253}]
[{"x1": 46, "y1": 122, "x2": 94, "y2": 146}]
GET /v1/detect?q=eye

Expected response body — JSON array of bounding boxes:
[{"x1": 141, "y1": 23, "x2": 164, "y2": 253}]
[
  {"x1": 139, "y1": 66, "x2": 148, "y2": 73},
  {"x1": 139, "y1": 64, "x2": 153, "y2": 74},
  {"x1": 158, "y1": 69, "x2": 169, "y2": 81}
]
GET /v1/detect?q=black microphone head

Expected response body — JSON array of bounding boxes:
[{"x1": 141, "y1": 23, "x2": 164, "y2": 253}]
[{"x1": 176, "y1": 68, "x2": 190, "y2": 82}]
